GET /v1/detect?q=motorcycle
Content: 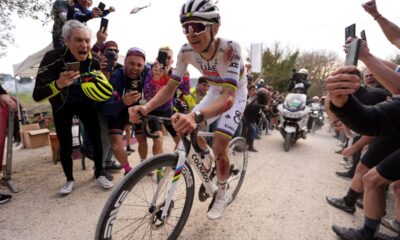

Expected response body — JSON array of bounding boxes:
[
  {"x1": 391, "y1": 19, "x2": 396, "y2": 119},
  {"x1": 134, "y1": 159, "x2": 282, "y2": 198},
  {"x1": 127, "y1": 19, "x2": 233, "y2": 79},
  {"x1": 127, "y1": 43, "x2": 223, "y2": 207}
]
[
  {"x1": 277, "y1": 93, "x2": 309, "y2": 152},
  {"x1": 309, "y1": 102, "x2": 324, "y2": 133}
]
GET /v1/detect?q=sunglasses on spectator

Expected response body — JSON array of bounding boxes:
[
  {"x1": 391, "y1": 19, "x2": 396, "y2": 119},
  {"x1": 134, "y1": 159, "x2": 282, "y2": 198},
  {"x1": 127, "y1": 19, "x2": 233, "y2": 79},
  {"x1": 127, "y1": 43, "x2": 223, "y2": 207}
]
[
  {"x1": 105, "y1": 48, "x2": 119, "y2": 53},
  {"x1": 182, "y1": 21, "x2": 212, "y2": 35}
]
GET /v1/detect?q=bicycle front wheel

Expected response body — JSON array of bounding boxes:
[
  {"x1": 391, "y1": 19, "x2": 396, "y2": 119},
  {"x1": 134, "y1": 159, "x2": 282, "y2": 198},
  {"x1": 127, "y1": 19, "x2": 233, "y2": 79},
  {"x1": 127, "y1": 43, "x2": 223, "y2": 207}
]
[
  {"x1": 227, "y1": 137, "x2": 248, "y2": 201},
  {"x1": 95, "y1": 154, "x2": 195, "y2": 240}
]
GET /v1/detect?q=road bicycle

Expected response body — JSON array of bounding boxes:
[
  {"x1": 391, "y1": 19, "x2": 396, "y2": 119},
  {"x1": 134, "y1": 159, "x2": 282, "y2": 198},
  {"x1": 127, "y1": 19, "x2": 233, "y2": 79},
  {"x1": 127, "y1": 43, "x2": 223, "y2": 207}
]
[{"x1": 95, "y1": 115, "x2": 248, "y2": 239}]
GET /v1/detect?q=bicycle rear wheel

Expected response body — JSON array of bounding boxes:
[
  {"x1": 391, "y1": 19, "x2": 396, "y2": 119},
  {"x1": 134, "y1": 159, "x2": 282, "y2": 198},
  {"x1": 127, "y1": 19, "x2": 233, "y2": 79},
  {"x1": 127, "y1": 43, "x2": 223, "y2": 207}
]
[
  {"x1": 226, "y1": 137, "x2": 248, "y2": 201},
  {"x1": 95, "y1": 154, "x2": 195, "y2": 240}
]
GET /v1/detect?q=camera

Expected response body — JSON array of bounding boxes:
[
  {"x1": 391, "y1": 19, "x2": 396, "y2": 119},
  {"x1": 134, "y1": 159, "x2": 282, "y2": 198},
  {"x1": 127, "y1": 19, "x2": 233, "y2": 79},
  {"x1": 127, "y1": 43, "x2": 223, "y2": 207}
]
[{"x1": 291, "y1": 72, "x2": 302, "y2": 83}]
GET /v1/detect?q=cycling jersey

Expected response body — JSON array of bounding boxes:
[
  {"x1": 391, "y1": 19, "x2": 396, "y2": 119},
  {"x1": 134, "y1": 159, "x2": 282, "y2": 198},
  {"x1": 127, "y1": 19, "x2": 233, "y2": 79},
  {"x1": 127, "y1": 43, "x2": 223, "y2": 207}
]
[{"x1": 171, "y1": 38, "x2": 248, "y2": 138}]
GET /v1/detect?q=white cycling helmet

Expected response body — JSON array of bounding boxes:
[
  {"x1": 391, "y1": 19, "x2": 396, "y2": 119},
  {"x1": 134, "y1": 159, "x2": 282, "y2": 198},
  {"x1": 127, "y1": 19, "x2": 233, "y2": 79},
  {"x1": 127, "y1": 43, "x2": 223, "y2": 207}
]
[
  {"x1": 180, "y1": 0, "x2": 220, "y2": 24},
  {"x1": 299, "y1": 68, "x2": 308, "y2": 75}
]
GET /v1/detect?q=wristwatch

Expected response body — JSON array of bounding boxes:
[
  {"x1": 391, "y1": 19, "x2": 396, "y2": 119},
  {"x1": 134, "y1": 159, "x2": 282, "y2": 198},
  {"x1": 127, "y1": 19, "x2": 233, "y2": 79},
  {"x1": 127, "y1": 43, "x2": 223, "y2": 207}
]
[{"x1": 194, "y1": 111, "x2": 204, "y2": 124}]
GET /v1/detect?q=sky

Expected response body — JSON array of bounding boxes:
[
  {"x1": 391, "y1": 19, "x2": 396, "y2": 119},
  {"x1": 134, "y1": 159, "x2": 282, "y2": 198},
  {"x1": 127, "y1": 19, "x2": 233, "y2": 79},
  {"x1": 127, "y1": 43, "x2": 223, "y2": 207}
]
[{"x1": 1, "y1": 0, "x2": 400, "y2": 77}]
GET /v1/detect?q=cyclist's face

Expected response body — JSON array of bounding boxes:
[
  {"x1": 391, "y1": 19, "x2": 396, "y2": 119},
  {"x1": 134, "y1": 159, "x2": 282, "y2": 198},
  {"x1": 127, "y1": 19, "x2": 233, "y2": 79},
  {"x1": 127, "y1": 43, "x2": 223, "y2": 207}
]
[
  {"x1": 64, "y1": 29, "x2": 91, "y2": 62},
  {"x1": 124, "y1": 55, "x2": 145, "y2": 79},
  {"x1": 185, "y1": 24, "x2": 218, "y2": 53}
]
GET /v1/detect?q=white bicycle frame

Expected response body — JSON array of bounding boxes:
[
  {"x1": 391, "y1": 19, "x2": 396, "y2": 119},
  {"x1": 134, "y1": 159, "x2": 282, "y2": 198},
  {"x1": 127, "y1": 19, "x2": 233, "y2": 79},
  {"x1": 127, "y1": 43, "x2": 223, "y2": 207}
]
[{"x1": 151, "y1": 131, "x2": 218, "y2": 220}]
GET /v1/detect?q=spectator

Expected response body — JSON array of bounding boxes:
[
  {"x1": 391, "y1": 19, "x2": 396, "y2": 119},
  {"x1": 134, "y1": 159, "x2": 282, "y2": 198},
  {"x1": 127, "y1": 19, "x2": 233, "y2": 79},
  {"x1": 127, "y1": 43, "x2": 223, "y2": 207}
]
[
  {"x1": 327, "y1": 65, "x2": 400, "y2": 240},
  {"x1": 182, "y1": 76, "x2": 209, "y2": 112},
  {"x1": 67, "y1": 0, "x2": 115, "y2": 23},
  {"x1": 51, "y1": 0, "x2": 71, "y2": 49},
  {"x1": 33, "y1": 20, "x2": 113, "y2": 195},
  {"x1": 106, "y1": 47, "x2": 149, "y2": 174},
  {"x1": 243, "y1": 89, "x2": 268, "y2": 152}
]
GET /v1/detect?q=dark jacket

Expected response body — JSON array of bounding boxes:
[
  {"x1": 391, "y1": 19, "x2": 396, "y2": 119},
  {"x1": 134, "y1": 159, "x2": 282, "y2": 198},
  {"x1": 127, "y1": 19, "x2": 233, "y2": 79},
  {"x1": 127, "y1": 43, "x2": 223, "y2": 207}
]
[
  {"x1": 33, "y1": 47, "x2": 100, "y2": 112},
  {"x1": 330, "y1": 96, "x2": 400, "y2": 137}
]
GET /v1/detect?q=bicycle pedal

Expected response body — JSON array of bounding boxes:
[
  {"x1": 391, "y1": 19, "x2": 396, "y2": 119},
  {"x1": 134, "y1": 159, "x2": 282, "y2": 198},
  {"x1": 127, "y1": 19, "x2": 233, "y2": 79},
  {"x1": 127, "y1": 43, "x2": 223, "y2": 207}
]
[{"x1": 198, "y1": 184, "x2": 210, "y2": 202}]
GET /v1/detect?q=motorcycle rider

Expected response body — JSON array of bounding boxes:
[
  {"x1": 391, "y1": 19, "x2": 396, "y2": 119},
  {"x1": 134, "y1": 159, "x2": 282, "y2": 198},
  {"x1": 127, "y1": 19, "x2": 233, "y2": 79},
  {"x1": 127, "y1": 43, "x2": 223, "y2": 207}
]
[
  {"x1": 287, "y1": 68, "x2": 311, "y2": 95},
  {"x1": 307, "y1": 96, "x2": 323, "y2": 132}
]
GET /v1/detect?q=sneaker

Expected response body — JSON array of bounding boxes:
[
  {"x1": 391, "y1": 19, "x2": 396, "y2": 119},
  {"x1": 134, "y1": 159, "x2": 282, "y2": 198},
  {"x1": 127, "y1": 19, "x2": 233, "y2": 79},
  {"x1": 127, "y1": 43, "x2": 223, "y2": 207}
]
[
  {"x1": 96, "y1": 176, "x2": 114, "y2": 189},
  {"x1": 331, "y1": 225, "x2": 368, "y2": 240},
  {"x1": 105, "y1": 162, "x2": 123, "y2": 172},
  {"x1": 59, "y1": 181, "x2": 74, "y2": 195},
  {"x1": 381, "y1": 217, "x2": 400, "y2": 233},
  {"x1": 0, "y1": 193, "x2": 12, "y2": 204},
  {"x1": 326, "y1": 196, "x2": 356, "y2": 214},
  {"x1": 336, "y1": 171, "x2": 354, "y2": 180},
  {"x1": 248, "y1": 146, "x2": 258, "y2": 152},
  {"x1": 207, "y1": 195, "x2": 233, "y2": 220}
]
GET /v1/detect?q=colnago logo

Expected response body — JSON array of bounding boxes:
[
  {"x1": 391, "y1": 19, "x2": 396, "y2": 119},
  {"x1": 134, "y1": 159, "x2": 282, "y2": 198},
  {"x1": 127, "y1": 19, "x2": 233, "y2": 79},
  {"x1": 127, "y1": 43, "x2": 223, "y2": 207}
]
[
  {"x1": 104, "y1": 190, "x2": 129, "y2": 238},
  {"x1": 192, "y1": 154, "x2": 209, "y2": 182}
]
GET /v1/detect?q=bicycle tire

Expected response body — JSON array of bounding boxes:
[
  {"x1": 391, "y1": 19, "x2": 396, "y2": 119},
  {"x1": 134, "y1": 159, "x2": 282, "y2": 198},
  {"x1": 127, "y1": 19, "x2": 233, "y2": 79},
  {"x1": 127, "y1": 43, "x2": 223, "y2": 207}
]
[
  {"x1": 227, "y1": 137, "x2": 248, "y2": 201},
  {"x1": 95, "y1": 154, "x2": 195, "y2": 240}
]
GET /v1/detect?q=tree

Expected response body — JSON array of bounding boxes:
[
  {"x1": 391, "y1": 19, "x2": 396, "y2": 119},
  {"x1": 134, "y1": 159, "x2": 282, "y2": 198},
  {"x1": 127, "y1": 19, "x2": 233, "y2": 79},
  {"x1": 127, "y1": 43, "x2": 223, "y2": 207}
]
[
  {"x1": 295, "y1": 49, "x2": 342, "y2": 97},
  {"x1": 261, "y1": 42, "x2": 299, "y2": 92},
  {"x1": 0, "y1": 0, "x2": 52, "y2": 58}
]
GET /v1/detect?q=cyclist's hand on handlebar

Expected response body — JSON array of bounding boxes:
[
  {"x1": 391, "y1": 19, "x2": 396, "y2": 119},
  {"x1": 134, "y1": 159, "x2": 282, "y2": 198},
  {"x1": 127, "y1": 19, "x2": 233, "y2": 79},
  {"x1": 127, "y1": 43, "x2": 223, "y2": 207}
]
[
  {"x1": 129, "y1": 105, "x2": 149, "y2": 123},
  {"x1": 171, "y1": 112, "x2": 196, "y2": 135}
]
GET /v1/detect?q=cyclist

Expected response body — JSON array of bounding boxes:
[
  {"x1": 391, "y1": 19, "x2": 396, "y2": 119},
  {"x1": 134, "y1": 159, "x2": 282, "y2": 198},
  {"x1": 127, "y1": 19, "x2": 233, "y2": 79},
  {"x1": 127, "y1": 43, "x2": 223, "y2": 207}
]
[{"x1": 129, "y1": 0, "x2": 247, "y2": 220}]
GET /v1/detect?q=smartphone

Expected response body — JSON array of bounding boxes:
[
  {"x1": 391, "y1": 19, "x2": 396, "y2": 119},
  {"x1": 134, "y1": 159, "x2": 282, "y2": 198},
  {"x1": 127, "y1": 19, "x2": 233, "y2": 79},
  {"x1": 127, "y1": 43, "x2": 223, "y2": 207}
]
[
  {"x1": 344, "y1": 39, "x2": 361, "y2": 66},
  {"x1": 104, "y1": 50, "x2": 116, "y2": 73},
  {"x1": 98, "y1": 2, "x2": 106, "y2": 11},
  {"x1": 360, "y1": 30, "x2": 367, "y2": 41},
  {"x1": 345, "y1": 24, "x2": 356, "y2": 41},
  {"x1": 157, "y1": 50, "x2": 168, "y2": 69},
  {"x1": 100, "y1": 18, "x2": 108, "y2": 33},
  {"x1": 66, "y1": 62, "x2": 80, "y2": 71}
]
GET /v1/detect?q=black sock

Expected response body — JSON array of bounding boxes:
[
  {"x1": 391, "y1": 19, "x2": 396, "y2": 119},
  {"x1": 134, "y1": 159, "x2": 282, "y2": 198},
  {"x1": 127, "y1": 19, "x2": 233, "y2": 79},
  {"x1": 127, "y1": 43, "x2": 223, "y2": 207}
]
[
  {"x1": 361, "y1": 216, "x2": 381, "y2": 238},
  {"x1": 343, "y1": 188, "x2": 361, "y2": 206}
]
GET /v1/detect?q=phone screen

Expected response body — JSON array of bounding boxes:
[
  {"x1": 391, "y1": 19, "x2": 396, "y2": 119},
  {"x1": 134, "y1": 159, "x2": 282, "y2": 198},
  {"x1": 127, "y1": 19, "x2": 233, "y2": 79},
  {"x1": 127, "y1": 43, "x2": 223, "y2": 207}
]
[
  {"x1": 100, "y1": 18, "x2": 108, "y2": 32},
  {"x1": 157, "y1": 51, "x2": 168, "y2": 69},
  {"x1": 345, "y1": 39, "x2": 361, "y2": 66},
  {"x1": 98, "y1": 2, "x2": 106, "y2": 11},
  {"x1": 345, "y1": 24, "x2": 356, "y2": 41},
  {"x1": 67, "y1": 62, "x2": 80, "y2": 71}
]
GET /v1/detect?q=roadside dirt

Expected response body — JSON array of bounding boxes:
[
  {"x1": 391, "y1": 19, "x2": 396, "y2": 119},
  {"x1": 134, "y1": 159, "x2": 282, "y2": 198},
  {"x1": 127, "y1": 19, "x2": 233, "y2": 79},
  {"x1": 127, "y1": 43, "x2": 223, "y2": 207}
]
[{"x1": 0, "y1": 126, "x2": 396, "y2": 240}]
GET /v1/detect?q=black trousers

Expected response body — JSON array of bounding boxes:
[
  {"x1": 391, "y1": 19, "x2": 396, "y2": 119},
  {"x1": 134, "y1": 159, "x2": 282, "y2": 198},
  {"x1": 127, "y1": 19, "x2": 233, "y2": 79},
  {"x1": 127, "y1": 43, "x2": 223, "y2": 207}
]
[{"x1": 53, "y1": 102, "x2": 103, "y2": 181}]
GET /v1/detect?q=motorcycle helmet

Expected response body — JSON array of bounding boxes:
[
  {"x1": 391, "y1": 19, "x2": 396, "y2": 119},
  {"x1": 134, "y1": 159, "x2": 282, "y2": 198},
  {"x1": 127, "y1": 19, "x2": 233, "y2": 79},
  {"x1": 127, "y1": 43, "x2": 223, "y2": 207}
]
[
  {"x1": 180, "y1": 0, "x2": 220, "y2": 24},
  {"x1": 80, "y1": 71, "x2": 113, "y2": 102},
  {"x1": 293, "y1": 82, "x2": 306, "y2": 94},
  {"x1": 299, "y1": 68, "x2": 308, "y2": 75}
]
